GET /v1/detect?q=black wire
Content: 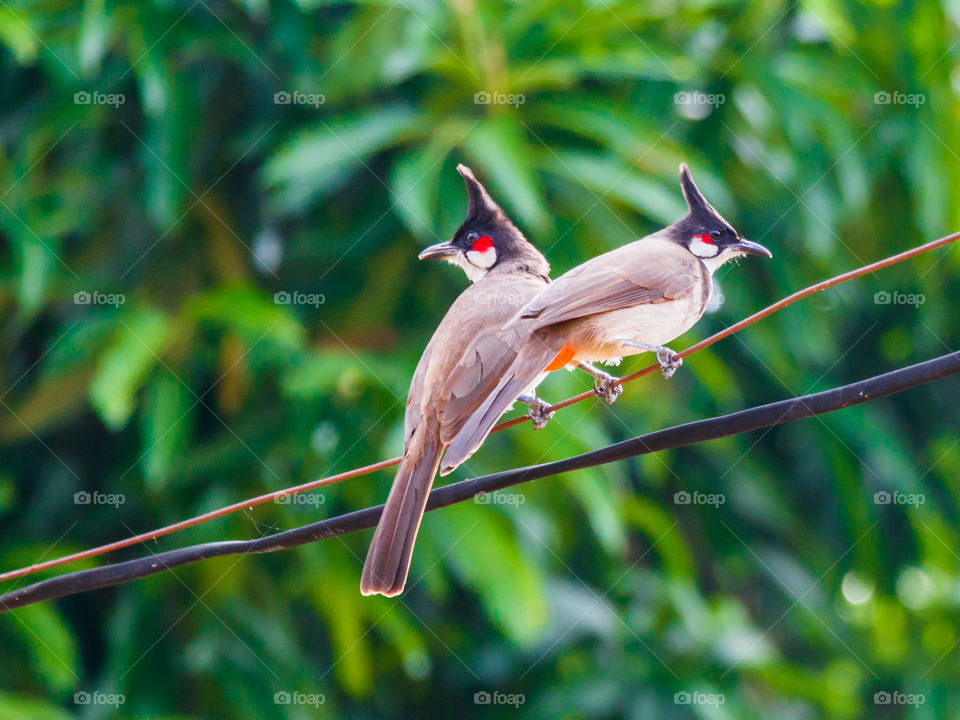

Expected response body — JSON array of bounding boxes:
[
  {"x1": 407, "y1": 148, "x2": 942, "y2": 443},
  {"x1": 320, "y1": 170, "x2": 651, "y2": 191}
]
[{"x1": 3, "y1": 351, "x2": 958, "y2": 611}]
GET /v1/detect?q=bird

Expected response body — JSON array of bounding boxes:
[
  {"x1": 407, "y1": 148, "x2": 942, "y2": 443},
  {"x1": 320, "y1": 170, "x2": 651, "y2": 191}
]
[
  {"x1": 361, "y1": 164, "x2": 562, "y2": 596},
  {"x1": 439, "y1": 163, "x2": 772, "y2": 474}
]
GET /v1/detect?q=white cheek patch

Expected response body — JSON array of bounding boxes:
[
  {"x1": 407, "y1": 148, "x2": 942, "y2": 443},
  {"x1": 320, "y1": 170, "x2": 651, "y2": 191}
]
[
  {"x1": 689, "y1": 238, "x2": 720, "y2": 258},
  {"x1": 466, "y1": 246, "x2": 497, "y2": 269}
]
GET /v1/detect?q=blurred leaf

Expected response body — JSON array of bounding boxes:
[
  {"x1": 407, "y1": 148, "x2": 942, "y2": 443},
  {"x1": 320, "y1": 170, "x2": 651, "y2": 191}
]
[{"x1": 89, "y1": 308, "x2": 174, "y2": 429}]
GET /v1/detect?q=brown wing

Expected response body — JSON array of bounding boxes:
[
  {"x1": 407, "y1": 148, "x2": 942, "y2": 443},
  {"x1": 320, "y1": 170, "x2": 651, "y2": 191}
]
[
  {"x1": 435, "y1": 318, "x2": 530, "y2": 444},
  {"x1": 404, "y1": 272, "x2": 547, "y2": 447},
  {"x1": 433, "y1": 273, "x2": 545, "y2": 444},
  {"x1": 516, "y1": 237, "x2": 702, "y2": 332}
]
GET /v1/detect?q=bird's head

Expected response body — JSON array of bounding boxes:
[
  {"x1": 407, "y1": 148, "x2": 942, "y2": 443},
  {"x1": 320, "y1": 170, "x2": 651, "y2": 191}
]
[
  {"x1": 418, "y1": 164, "x2": 549, "y2": 282},
  {"x1": 665, "y1": 163, "x2": 771, "y2": 272}
]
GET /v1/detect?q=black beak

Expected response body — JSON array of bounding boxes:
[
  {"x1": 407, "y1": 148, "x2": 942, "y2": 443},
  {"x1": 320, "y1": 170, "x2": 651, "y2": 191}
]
[
  {"x1": 418, "y1": 242, "x2": 460, "y2": 261},
  {"x1": 733, "y1": 238, "x2": 772, "y2": 258}
]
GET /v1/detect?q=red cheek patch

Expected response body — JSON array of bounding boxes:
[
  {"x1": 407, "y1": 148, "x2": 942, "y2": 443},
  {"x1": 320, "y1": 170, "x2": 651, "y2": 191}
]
[
  {"x1": 694, "y1": 233, "x2": 714, "y2": 244},
  {"x1": 472, "y1": 235, "x2": 494, "y2": 252}
]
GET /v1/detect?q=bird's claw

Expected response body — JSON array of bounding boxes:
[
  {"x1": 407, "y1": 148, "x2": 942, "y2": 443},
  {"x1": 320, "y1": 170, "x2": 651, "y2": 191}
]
[
  {"x1": 523, "y1": 398, "x2": 555, "y2": 430},
  {"x1": 656, "y1": 347, "x2": 682, "y2": 379},
  {"x1": 594, "y1": 373, "x2": 623, "y2": 404}
]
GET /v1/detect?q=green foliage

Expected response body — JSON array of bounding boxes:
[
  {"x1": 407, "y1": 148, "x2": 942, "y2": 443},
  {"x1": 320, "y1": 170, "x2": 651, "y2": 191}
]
[{"x1": 1, "y1": 0, "x2": 959, "y2": 717}]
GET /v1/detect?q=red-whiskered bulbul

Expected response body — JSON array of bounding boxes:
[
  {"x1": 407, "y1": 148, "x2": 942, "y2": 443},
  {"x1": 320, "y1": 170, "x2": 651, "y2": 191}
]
[
  {"x1": 360, "y1": 164, "x2": 556, "y2": 597},
  {"x1": 440, "y1": 163, "x2": 772, "y2": 474}
]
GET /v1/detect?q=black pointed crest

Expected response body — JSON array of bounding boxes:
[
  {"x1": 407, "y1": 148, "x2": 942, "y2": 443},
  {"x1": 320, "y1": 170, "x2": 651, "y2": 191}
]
[
  {"x1": 457, "y1": 164, "x2": 501, "y2": 220},
  {"x1": 679, "y1": 163, "x2": 721, "y2": 218}
]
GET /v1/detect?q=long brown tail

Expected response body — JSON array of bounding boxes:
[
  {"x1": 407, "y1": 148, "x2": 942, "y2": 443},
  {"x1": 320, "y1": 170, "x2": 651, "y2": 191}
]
[
  {"x1": 361, "y1": 426, "x2": 443, "y2": 596},
  {"x1": 440, "y1": 335, "x2": 563, "y2": 475}
]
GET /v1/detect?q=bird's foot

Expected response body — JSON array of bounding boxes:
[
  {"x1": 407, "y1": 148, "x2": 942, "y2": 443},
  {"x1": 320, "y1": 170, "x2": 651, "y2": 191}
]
[
  {"x1": 576, "y1": 362, "x2": 623, "y2": 404},
  {"x1": 594, "y1": 374, "x2": 623, "y2": 404},
  {"x1": 518, "y1": 395, "x2": 555, "y2": 430},
  {"x1": 618, "y1": 341, "x2": 683, "y2": 379}
]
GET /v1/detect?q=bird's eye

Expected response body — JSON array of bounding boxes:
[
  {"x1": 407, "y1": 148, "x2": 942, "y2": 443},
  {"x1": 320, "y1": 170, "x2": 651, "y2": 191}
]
[
  {"x1": 709, "y1": 230, "x2": 722, "y2": 241},
  {"x1": 466, "y1": 231, "x2": 479, "y2": 243}
]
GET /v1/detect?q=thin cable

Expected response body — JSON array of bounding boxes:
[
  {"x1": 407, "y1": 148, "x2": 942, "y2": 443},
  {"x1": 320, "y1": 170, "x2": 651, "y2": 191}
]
[
  {"x1": 1, "y1": 230, "x2": 957, "y2": 583},
  {"x1": 2, "y1": 350, "x2": 957, "y2": 611}
]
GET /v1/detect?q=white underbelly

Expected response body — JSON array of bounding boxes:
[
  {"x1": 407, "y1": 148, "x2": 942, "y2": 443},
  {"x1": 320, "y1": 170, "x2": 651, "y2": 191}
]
[{"x1": 574, "y1": 297, "x2": 703, "y2": 363}]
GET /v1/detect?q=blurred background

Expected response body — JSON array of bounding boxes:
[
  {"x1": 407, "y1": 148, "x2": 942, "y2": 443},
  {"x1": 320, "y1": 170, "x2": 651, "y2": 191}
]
[{"x1": 1, "y1": 0, "x2": 959, "y2": 717}]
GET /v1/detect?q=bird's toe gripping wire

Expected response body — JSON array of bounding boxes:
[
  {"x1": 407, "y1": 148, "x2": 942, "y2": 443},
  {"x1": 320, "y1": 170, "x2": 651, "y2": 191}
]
[
  {"x1": 517, "y1": 395, "x2": 555, "y2": 430},
  {"x1": 618, "y1": 340, "x2": 683, "y2": 379},
  {"x1": 576, "y1": 362, "x2": 623, "y2": 404}
]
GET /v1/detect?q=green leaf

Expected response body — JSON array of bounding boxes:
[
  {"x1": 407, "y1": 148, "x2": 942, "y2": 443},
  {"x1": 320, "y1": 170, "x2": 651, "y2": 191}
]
[
  {"x1": 3, "y1": 604, "x2": 79, "y2": 693},
  {"x1": 89, "y1": 309, "x2": 174, "y2": 430},
  {"x1": 263, "y1": 106, "x2": 423, "y2": 213},
  {"x1": 438, "y1": 502, "x2": 549, "y2": 645},
  {"x1": 0, "y1": 693, "x2": 71, "y2": 720},
  {"x1": 187, "y1": 283, "x2": 306, "y2": 350},
  {"x1": 462, "y1": 118, "x2": 551, "y2": 232},
  {"x1": 140, "y1": 370, "x2": 193, "y2": 489}
]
